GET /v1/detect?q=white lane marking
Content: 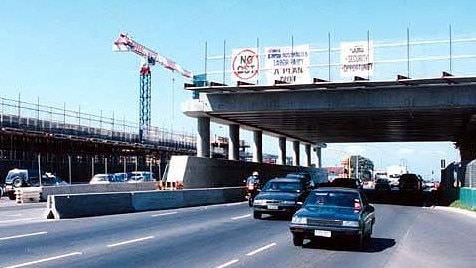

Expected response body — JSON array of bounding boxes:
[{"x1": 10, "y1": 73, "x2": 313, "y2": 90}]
[
  {"x1": 151, "y1": 212, "x2": 178, "y2": 217},
  {"x1": 5, "y1": 252, "x2": 82, "y2": 268},
  {"x1": 246, "y1": 242, "x2": 277, "y2": 256},
  {"x1": 107, "y1": 236, "x2": 155, "y2": 248},
  {"x1": 5, "y1": 214, "x2": 23, "y2": 217},
  {"x1": 214, "y1": 259, "x2": 239, "y2": 268},
  {"x1": 0, "y1": 231, "x2": 47, "y2": 241},
  {"x1": 225, "y1": 202, "x2": 244, "y2": 207},
  {"x1": 0, "y1": 218, "x2": 41, "y2": 224},
  {"x1": 231, "y1": 214, "x2": 251, "y2": 220}
]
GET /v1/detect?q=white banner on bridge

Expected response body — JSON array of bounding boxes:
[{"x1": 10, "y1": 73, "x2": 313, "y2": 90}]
[
  {"x1": 264, "y1": 45, "x2": 310, "y2": 84},
  {"x1": 340, "y1": 41, "x2": 374, "y2": 78},
  {"x1": 231, "y1": 48, "x2": 260, "y2": 83}
]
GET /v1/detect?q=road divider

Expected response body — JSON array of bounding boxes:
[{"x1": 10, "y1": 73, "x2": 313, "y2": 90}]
[{"x1": 46, "y1": 187, "x2": 244, "y2": 219}]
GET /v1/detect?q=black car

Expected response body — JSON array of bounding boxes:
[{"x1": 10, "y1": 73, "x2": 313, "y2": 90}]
[
  {"x1": 330, "y1": 178, "x2": 363, "y2": 190},
  {"x1": 252, "y1": 177, "x2": 312, "y2": 219},
  {"x1": 374, "y1": 178, "x2": 391, "y2": 191},
  {"x1": 289, "y1": 187, "x2": 375, "y2": 248},
  {"x1": 285, "y1": 172, "x2": 315, "y2": 188},
  {"x1": 398, "y1": 173, "x2": 423, "y2": 194}
]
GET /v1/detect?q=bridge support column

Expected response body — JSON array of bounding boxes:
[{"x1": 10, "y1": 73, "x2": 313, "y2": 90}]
[
  {"x1": 252, "y1": 130, "x2": 263, "y2": 163},
  {"x1": 279, "y1": 137, "x2": 286, "y2": 165},
  {"x1": 293, "y1": 141, "x2": 300, "y2": 166},
  {"x1": 197, "y1": 117, "x2": 210, "y2": 158},
  {"x1": 315, "y1": 147, "x2": 322, "y2": 168},
  {"x1": 305, "y1": 144, "x2": 311, "y2": 167},
  {"x1": 228, "y1": 124, "x2": 240, "y2": 161}
]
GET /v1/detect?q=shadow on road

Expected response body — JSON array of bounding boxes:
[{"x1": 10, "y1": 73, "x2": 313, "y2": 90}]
[{"x1": 302, "y1": 237, "x2": 396, "y2": 253}]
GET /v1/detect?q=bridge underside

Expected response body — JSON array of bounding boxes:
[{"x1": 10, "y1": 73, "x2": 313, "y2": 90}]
[{"x1": 184, "y1": 77, "x2": 476, "y2": 158}]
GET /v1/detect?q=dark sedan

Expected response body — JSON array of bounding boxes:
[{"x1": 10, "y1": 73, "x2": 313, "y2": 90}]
[
  {"x1": 289, "y1": 187, "x2": 375, "y2": 248},
  {"x1": 252, "y1": 177, "x2": 311, "y2": 219}
]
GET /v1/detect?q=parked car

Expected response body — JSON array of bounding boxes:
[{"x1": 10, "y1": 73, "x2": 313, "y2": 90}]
[
  {"x1": 330, "y1": 178, "x2": 363, "y2": 190},
  {"x1": 289, "y1": 187, "x2": 375, "y2": 248},
  {"x1": 252, "y1": 177, "x2": 312, "y2": 219},
  {"x1": 89, "y1": 174, "x2": 116, "y2": 184},
  {"x1": 126, "y1": 171, "x2": 156, "y2": 183},
  {"x1": 374, "y1": 178, "x2": 391, "y2": 192},
  {"x1": 4, "y1": 169, "x2": 68, "y2": 200},
  {"x1": 113, "y1": 172, "x2": 128, "y2": 183}
]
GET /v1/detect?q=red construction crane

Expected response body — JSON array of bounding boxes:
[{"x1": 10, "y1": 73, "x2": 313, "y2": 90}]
[{"x1": 113, "y1": 33, "x2": 192, "y2": 141}]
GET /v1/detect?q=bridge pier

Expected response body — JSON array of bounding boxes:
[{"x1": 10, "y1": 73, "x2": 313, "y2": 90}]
[
  {"x1": 279, "y1": 137, "x2": 286, "y2": 165},
  {"x1": 228, "y1": 124, "x2": 240, "y2": 161},
  {"x1": 197, "y1": 117, "x2": 210, "y2": 158},
  {"x1": 252, "y1": 130, "x2": 263, "y2": 163},
  {"x1": 293, "y1": 141, "x2": 300, "y2": 166}
]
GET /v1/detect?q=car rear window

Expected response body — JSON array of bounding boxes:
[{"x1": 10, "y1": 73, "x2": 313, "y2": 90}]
[
  {"x1": 306, "y1": 191, "x2": 360, "y2": 207},
  {"x1": 263, "y1": 181, "x2": 303, "y2": 192}
]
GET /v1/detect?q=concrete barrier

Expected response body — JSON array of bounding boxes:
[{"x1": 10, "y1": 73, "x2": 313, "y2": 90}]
[
  {"x1": 132, "y1": 190, "x2": 185, "y2": 211},
  {"x1": 165, "y1": 156, "x2": 314, "y2": 189},
  {"x1": 46, "y1": 192, "x2": 134, "y2": 219},
  {"x1": 46, "y1": 187, "x2": 245, "y2": 219},
  {"x1": 460, "y1": 187, "x2": 476, "y2": 208},
  {"x1": 41, "y1": 182, "x2": 157, "y2": 200}
]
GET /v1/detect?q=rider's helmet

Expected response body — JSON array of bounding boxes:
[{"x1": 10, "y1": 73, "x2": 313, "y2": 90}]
[{"x1": 252, "y1": 171, "x2": 259, "y2": 177}]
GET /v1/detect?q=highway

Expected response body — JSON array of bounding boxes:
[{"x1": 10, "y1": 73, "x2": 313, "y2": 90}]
[{"x1": 0, "y1": 200, "x2": 475, "y2": 268}]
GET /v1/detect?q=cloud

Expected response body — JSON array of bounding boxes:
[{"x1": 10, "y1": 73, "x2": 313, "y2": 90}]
[{"x1": 398, "y1": 147, "x2": 416, "y2": 155}]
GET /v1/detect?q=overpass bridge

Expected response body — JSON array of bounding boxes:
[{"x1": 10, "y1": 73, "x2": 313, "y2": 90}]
[{"x1": 183, "y1": 75, "x2": 476, "y2": 165}]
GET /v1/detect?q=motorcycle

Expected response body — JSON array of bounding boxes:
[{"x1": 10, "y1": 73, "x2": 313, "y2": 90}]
[{"x1": 245, "y1": 181, "x2": 260, "y2": 207}]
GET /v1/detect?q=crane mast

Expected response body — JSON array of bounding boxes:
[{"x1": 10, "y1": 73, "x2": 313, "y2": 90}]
[{"x1": 113, "y1": 33, "x2": 192, "y2": 141}]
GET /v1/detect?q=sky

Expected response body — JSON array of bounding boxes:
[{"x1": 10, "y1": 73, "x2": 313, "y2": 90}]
[{"x1": 1, "y1": 0, "x2": 474, "y2": 179}]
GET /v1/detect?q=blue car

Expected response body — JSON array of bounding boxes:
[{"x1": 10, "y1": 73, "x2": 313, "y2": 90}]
[
  {"x1": 252, "y1": 177, "x2": 312, "y2": 219},
  {"x1": 289, "y1": 187, "x2": 375, "y2": 248}
]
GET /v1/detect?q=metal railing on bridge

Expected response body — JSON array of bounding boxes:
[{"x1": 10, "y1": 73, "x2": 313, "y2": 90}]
[
  {"x1": 202, "y1": 30, "x2": 476, "y2": 86},
  {"x1": 0, "y1": 96, "x2": 196, "y2": 151}
]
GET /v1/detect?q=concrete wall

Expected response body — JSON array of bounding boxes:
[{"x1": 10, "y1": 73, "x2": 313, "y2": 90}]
[
  {"x1": 41, "y1": 182, "x2": 157, "y2": 200},
  {"x1": 46, "y1": 187, "x2": 244, "y2": 219},
  {"x1": 167, "y1": 155, "x2": 311, "y2": 188}
]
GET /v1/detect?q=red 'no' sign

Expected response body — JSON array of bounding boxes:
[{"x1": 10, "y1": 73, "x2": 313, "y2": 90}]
[{"x1": 232, "y1": 49, "x2": 259, "y2": 80}]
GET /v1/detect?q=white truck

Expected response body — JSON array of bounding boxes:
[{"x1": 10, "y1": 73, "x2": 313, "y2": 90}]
[{"x1": 386, "y1": 165, "x2": 408, "y2": 187}]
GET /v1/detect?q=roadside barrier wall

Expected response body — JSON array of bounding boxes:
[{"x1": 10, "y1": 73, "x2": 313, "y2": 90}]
[
  {"x1": 167, "y1": 156, "x2": 310, "y2": 188},
  {"x1": 459, "y1": 187, "x2": 476, "y2": 208},
  {"x1": 46, "y1": 187, "x2": 244, "y2": 219}
]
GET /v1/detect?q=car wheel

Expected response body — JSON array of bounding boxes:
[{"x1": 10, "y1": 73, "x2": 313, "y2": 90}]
[
  {"x1": 253, "y1": 211, "x2": 261, "y2": 219},
  {"x1": 12, "y1": 177, "x2": 23, "y2": 188},
  {"x1": 293, "y1": 234, "x2": 304, "y2": 247}
]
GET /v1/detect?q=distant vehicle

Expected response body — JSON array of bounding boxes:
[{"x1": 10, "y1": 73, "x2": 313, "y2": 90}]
[
  {"x1": 4, "y1": 169, "x2": 68, "y2": 200},
  {"x1": 398, "y1": 173, "x2": 423, "y2": 193},
  {"x1": 89, "y1": 174, "x2": 116, "y2": 184},
  {"x1": 252, "y1": 177, "x2": 312, "y2": 219},
  {"x1": 113, "y1": 172, "x2": 128, "y2": 183},
  {"x1": 374, "y1": 178, "x2": 391, "y2": 192},
  {"x1": 285, "y1": 172, "x2": 315, "y2": 188},
  {"x1": 387, "y1": 165, "x2": 408, "y2": 187},
  {"x1": 126, "y1": 171, "x2": 156, "y2": 183},
  {"x1": 289, "y1": 187, "x2": 375, "y2": 248},
  {"x1": 329, "y1": 178, "x2": 363, "y2": 190}
]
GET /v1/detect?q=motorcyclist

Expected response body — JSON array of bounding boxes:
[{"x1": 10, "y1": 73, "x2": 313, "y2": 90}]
[
  {"x1": 246, "y1": 171, "x2": 261, "y2": 187},
  {"x1": 245, "y1": 171, "x2": 261, "y2": 206}
]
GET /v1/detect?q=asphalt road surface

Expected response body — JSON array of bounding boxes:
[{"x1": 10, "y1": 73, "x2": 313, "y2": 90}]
[{"x1": 0, "y1": 197, "x2": 475, "y2": 268}]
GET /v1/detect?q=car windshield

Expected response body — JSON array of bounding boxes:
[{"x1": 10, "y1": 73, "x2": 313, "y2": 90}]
[
  {"x1": 305, "y1": 191, "x2": 360, "y2": 208},
  {"x1": 262, "y1": 181, "x2": 302, "y2": 192}
]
